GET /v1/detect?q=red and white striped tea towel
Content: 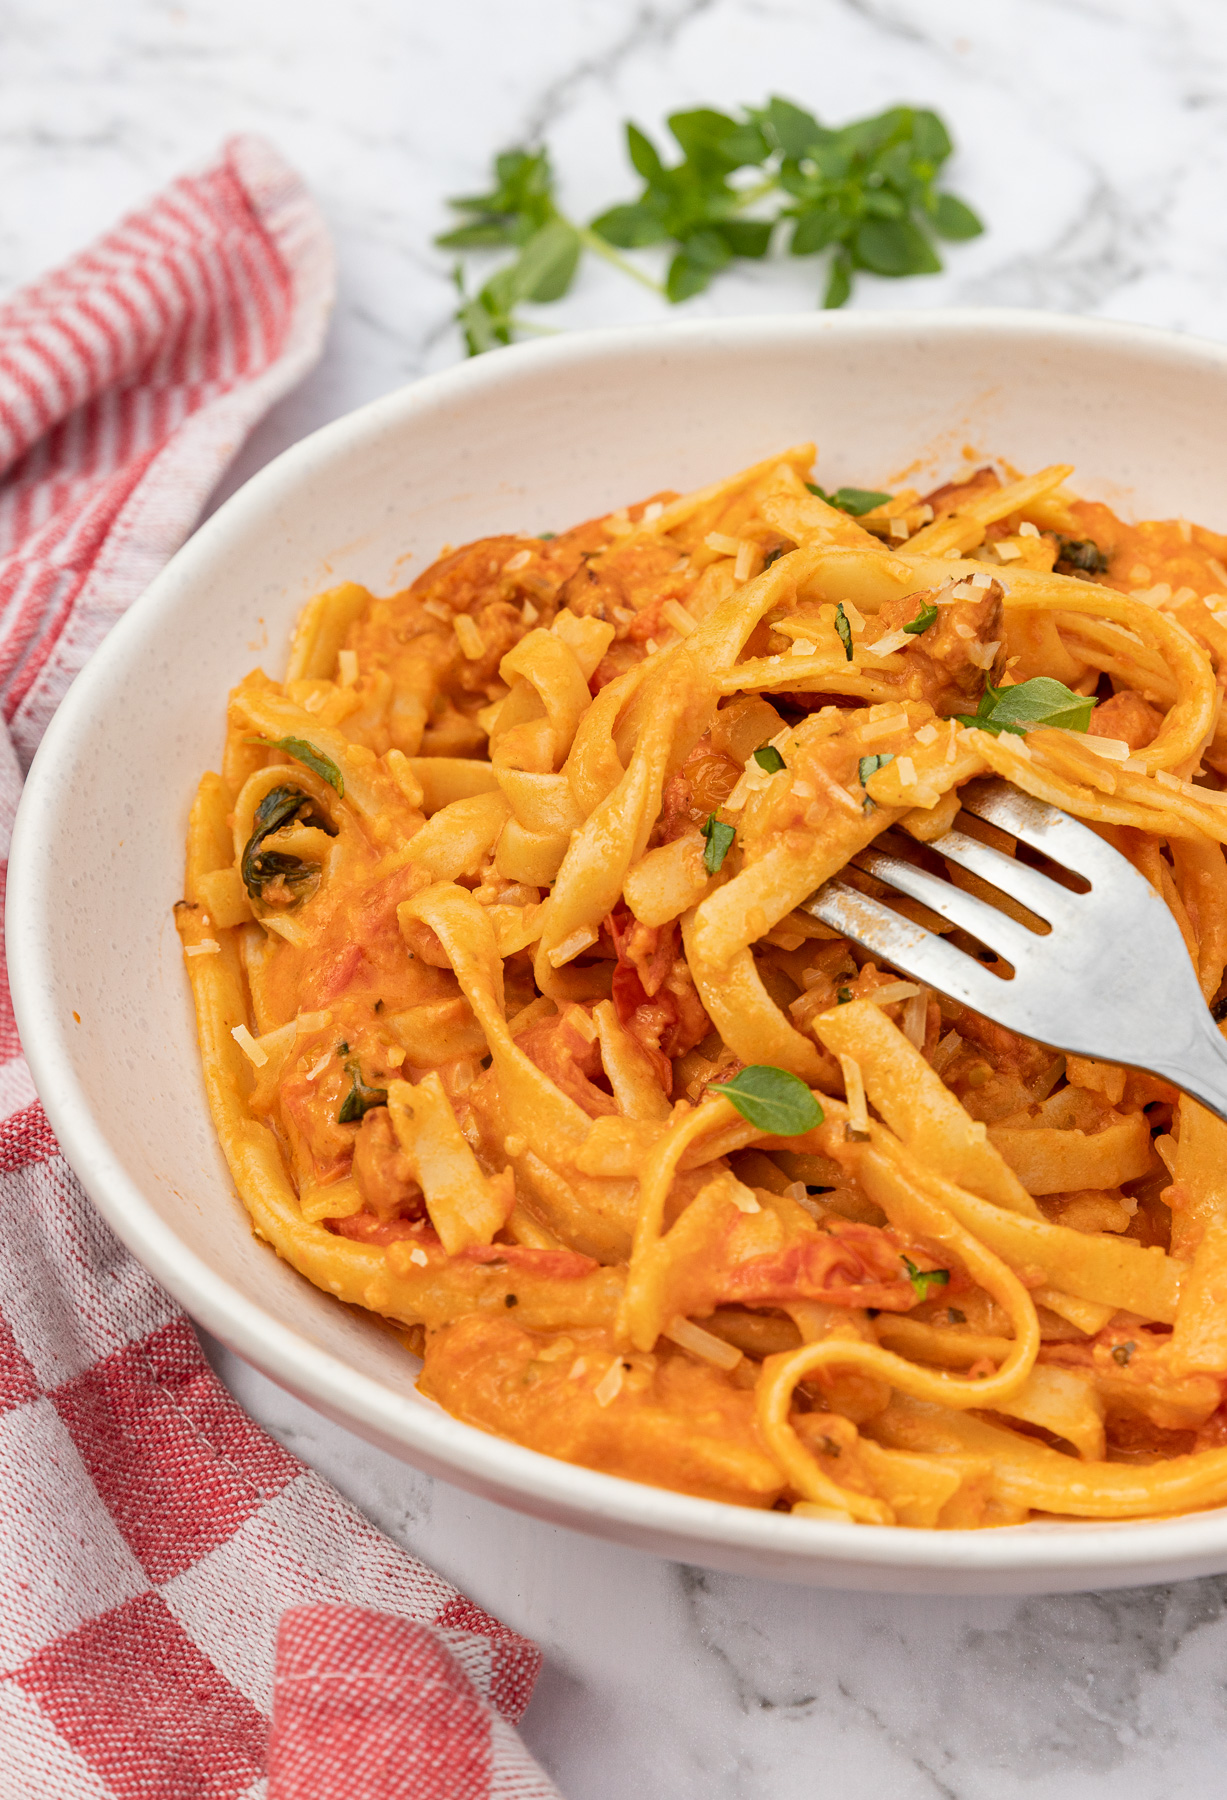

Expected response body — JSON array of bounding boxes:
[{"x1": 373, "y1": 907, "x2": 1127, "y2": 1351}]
[{"x1": 0, "y1": 138, "x2": 561, "y2": 1800}]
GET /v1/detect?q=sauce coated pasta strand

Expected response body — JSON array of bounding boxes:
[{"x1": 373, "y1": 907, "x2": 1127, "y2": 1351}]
[{"x1": 179, "y1": 445, "x2": 1227, "y2": 1527}]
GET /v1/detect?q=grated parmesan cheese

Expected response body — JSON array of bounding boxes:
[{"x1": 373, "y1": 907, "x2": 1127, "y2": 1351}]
[
  {"x1": 970, "y1": 571, "x2": 994, "y2": 590},
  {"x1": 337, "y1": 649, "x2": 359, "y2": 687},
  {"x1": 184, "y1": 940, "x2": 220, "y2": 957},
  {"x1": 304, "y1": 1052, "x2": 331, "y2": 1083},
  {"x1": 1018, "y1": 521, "x2": 1040, "y2": 538},
  {"x1": 661, "y1": 599, "x2": 697, "y2": 636},
  {"x1": 866, "y1": 629, "x2": 910, "y2": 658},
  {"x1": 705, "y1": 531, "x2": 741, "y2": 557},
  {"x1": 790, "y1": 638, "x2": 817, "y2": 657},
  {"x1": 841, "y1": 598, "x2": 866, "y2": 631},
  {"x1": 914, "y1": 723, "x2": 938, "y2": 746},
  {"x1": 887, "y1": 517, "x2": 909, "y2": 540},
  {"x1": 840, "y1": 1054, "x2": 870, "y2": 1138},
  {"x1": 454, "y1": 614, "x2": 485, "y2": 660},
  {"x1": 867, "y1": 981, "x2": 922, "y2": 1007},
  {"x1": 663, "y1": 1316, "x2": 743, "y2": 1370},
  {"x1": 643, "y1": 500, "x2": 664, "y2": 522},
  {"x1": 547, "y1": 926, "x2": 598, "y2": 968},
  {"x1": 407, "y1": 1246, "x2": 429, "y2": 1267},
  {"x1": 231, "y1": 1023, "x2": 268, "y2": 1068},
  {"x1": 1209, "y1": 557, "x2": 1227, "y2": 587},
  {"x1": 895, "y1": 754, "x2": 917, "y2": 787},
  {"x1": 521, "y1": 599, "x2": 540, "y2": 626},
  {"x1": 503, "y1": 548, "x2": 532, "y2": 573},
  {"x1": 727, "y1": 1180, "x2": 761, "y2": 1214},
  {"x1": 1082, "y1": 737, "x2": 1132, "y2": 762},
  {"x1": 733, "y1": 540, "x2": 760, "y2": 582},
  {"x1": 594, "y1": 1357, "x2": 625, "y2": 1407},
  {"x1": 994, "y1": 541, "x2": 1021, "y2": 562}
]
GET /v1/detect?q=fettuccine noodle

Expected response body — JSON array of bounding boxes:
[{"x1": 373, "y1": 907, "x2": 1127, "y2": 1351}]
[{"x1": 178, "y1": 447, "x2": 1227, "y2": 1528}]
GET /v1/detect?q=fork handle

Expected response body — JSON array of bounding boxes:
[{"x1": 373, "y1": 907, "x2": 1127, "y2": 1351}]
[{"x1": 1149, "y1": 1011, "x2": 1227, "y2": 1127}]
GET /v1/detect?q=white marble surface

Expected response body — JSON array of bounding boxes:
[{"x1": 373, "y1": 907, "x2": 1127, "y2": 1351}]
[{"x1": 9, "y1": 0, "x2": 1227, "y2": 1793}]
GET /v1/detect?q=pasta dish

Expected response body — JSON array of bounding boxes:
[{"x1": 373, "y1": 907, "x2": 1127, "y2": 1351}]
[{"x1": 178, "y1": 444, "x2": 1227, "y2": 1529}]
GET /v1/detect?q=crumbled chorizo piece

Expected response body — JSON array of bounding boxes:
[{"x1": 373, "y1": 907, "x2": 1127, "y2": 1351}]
[
  {"x1": 352, "y1": 1107, "x2": 425, "y2": 1220},
  {"x1": 1088, "y1": 690, "x2": 1162, "y2": 749},
  {"x1": 919, "y1": 466, "x2": 1001, "y2": 519},
  {"x1": 873, "y1": 579, "x2": 1006, "y2": 714},
  {"x1": 516, "y1": 1005, "x2": 619, "y2": 1119},
  {"x1": 657, "y1": 736, "x2": 742, "y2": 842}
]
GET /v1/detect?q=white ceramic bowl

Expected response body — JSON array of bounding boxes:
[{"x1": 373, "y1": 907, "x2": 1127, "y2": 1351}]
[{"x1": 12, "y1": 310, "x2": 1227, "y2": 1595}]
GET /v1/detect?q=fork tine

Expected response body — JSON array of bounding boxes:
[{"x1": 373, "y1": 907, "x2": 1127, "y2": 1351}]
[
  {"x1": 958, "y1": 779, "x2": 1125, "y2": 883},
  {"x1": 853, "y1": 847, "x2": 1042, "y2": 964},
  {"x1": 927, "y1": 828, "x2": 1081, "y2": 926},
  {"x1": 802, "y1": 878, "x2": 1016, "y2": 1013}
]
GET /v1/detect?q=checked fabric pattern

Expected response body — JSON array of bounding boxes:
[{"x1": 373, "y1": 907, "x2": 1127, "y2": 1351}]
[{"x1": 0, "y1": 139, "x2": 561, "y2": 1799}]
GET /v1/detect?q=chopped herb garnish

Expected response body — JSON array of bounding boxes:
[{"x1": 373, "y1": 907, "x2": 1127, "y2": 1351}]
[
  {"x1": 538, "y1": 531, "x2": 557, "y2": 540},
  {"x1": 439, "y1": 100, "x2": 983, "y2": 352},
  {"x1": 818, "y1": 1436, "x2": 842, "y2": 1457},
  {"x1": 763, "y1": 546, "x2": 787, "y2": 569},
  {"x1": 753, "y1": 743, "x2": 786, "y2": 773},
  {"x1": 337, "y1": 1060, "x2": 388, "y2": 1125},
  {"x1": 1055, "y1": 536, "x2": 1109, "y2": 576},
  {"x1": 837, "y1": 986, "x2": 854, "y2": 1004},
  {"x1": 858, "y1": 751, "x2": 895, "y2": 788},
  {"x1": 245, "y1": 735, "x2": 345, "y2": 796},
  {"x1": 903, "y1": 599, "x2": 938, "y2": 635},
  {"x1": 505, "y1": 1292, "x2": 519, "y2": 1307},
  {"x1": 956, "y1": 676, "x2": 1095, "y2": 738},
  {"x1": 374, "y1": 1000, "x2": 384, "y2": 1014},
  {"x1": 834, "y1": 603, "x2": 854, "y2": 661},
  {"x1": 1111, "y1": 1340, "x2": 1137, "y2": 1367},
  {"x1": 708, "y1": 1064, "x2": 824, "y2": 1135},
  {"x1": 337, "y1": 1041, "x2": 350, "y2": 1056},
  {"x1": 902, "y1": 1255, "x2": 950, "y2": 1302},
  {"x1": 947, "y1": 1307, "x2": 967, "y2": 1325},
  {"x1": 702, "y1": 814, "x2": 736, "y2": 874},
  {"x1": 805, "y1": 482, "x2": 892, "y2": 516},
  {"x1": 239, "y1": 784, "x2": 338, "y2": 904}
]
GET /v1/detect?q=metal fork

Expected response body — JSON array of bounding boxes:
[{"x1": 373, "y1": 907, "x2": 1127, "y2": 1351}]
[{"x1": 801, "y1": 778, "x2": 1227, "y2": 1123}]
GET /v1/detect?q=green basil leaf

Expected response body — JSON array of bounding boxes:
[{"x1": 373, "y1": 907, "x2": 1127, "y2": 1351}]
[
  {"x1": 834, "y1": 602, "x2": 854, "y2": 661},
  {"x1": 590, "y1": 202, "x2": 669, "y2": 248},
  {"x1": 1055, "y1": 536, "x2": 1109, "y2": 575},
  {"x1": 702, "y1": 815, "x2": 736, "y2": 874},
  {"x1": 248, "y1": 735, "x2": 345, "y2": 796},
  {"x1": 716, "y1": 218, "x2": 774, "y2": 259},
  {"x1": 666, "y1": 229, "x2": 732, "y2": 302},
  {"x1": 823, "y1": 251, "x2": 852, "y2": 310},
  {"x1": 837, "y1": 986, "x2": 854, "y2": 1004},
  {"x1": 790, "y1": 207, "x2": 845, "y2": 257},
  {"x1": 753, "y1": 744, "x2": 785, "y2": 773},
  {"x1": 806, "y1": 483, "x2": 892, "y2": 517},
  {"x1": 903, "y1": 599, "x2": 939, "y2": 635},
  {"x1": 337, "y1": 1061, "x2": 388, "y2": 1125},
  {"x1": 854, "y1": 217, "x2": 942, "y2": 277},
  {"x1": 902, "y1": 1255, "x2": 950, "y2": 1302},
  {"x1": 760, "y1": 96, "x2": 825, "y2": 159},
  {"x1": 858, "y1": 752, "x2": 894, "y2": 787},
  {"x1": 932, "y1": 193, "x2": 983, "y2": 240},
  {"x1": 239, "y1": 783, "x2": 337, "y2": 902},
  {"x1": 626, "y1": 122, "x2": 665, "y2": 181},
  {"x1": 910, "y1": 110, "x2": 953, "y2": 165},
  {"x1": 709, "y1": 1064, "x2": 824, "y2": 1135},
  {"x1": 957, "y1": 676, "x2": 1096, "y2": 738},
  {"x1": 512, "y1": 220, "x2": 582, "y2": 304}
]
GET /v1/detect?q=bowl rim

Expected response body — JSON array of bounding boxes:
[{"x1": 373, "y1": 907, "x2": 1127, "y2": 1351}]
[{"x1": 14, "y1": 305, "x2": 1227, "y2": 1589}]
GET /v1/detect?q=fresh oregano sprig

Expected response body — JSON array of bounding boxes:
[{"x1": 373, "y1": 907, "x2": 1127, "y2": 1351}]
[{"x1": 438, "y1": 97, "x2": 983, "y2": 353}]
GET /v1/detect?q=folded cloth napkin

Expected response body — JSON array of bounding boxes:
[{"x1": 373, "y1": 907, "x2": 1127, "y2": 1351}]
[{"x1": 0, "y1": 137, "x2": 561, "y2": 1800}]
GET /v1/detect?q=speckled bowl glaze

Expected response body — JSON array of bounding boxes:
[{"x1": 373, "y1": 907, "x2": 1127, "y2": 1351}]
[{"x1": 12, "y1": 311, "x2": 1227, "y2": 1594}]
